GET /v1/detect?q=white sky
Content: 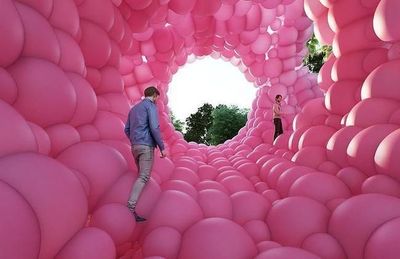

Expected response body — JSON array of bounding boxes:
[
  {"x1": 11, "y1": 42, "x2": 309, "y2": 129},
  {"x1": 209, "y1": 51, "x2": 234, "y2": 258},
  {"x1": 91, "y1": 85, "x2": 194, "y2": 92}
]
[{"x1": 167, "y1": 56, "x2": 257, "y2": 122}]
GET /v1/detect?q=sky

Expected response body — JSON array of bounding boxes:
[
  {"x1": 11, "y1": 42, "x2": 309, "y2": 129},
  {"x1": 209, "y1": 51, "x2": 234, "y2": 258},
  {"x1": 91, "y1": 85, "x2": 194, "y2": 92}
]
[{"x1": 167, "y1": 56, "x2": 258, "y2": 122}]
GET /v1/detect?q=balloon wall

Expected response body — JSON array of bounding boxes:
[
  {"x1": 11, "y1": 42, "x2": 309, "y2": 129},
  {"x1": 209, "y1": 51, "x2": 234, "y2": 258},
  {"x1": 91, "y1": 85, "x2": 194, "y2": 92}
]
[{"x1": 0, "y1": 0, "x2": 399, "y2": 258}]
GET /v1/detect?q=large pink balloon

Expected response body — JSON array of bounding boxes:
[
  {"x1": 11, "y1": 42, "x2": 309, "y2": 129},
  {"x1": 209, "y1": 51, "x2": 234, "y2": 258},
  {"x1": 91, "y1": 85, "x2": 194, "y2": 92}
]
[{"x1": 179, "y1": 218, "x2": 257, "y2": 259}]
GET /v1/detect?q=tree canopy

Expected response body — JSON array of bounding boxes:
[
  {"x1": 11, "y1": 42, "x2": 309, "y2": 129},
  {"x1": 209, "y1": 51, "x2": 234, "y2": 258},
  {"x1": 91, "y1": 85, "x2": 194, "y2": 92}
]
[
  {"x1": 184, "y1": 103, "x2": 214, "y2": 144},
  {"x1": 304, "y1": 34, "x2": 332, "y2": 73}
]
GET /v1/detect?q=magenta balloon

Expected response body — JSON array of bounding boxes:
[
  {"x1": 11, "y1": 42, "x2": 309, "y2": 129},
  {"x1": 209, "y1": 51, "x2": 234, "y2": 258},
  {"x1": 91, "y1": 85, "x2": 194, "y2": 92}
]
[
  {"x1": 78, "y1": 0, "x2": 114, "y2": 31},
  {"x1": 336, "y1": 167, "x2": 367, "y2": 195},
  {"x1": 289, "y1": 172, "x2": 351, "y2": 203},
  {"x1": 246, "y1": 4, "x2": 261, "y2": 30},
  {"x1": 0, "y1": 180, "x2": 40, "y2": 259},
  {"x1": 292, "y1": 146, "x2": 327, "y2": 169},
  {"x1": 0, "y1": 153, "x2": 88, "y2": 259},
  {"x1": 198, "y1": 189, "x2": 233, "y2": 219},
  {"x1": 179, "y1": 218, "x2": 257, "y2": 259},
  {"x1": 276, "y1": 166, "x2": 316, "y2": 196},
  {"x1": 90, "y1": 203, "x2": 135, "y2": 245},
  {"x1": 325, "y1": 80, "x2": 362, "y2": 115},
  {"x1": 298, "y1": 125, "x2": 336, "y2": 149},
  {"x1": 55, "y1": 227, "x2": 116, "y2": 259},
  {"x1": 198, "y1": 165, "x2": 218, "y2": 180},
  {"x1": 143, "y1": 226, "x2": 181, "y2": 258}
]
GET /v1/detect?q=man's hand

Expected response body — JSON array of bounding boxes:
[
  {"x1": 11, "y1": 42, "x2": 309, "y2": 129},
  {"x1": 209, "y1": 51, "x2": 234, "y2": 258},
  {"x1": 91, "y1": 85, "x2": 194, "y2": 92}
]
[{"x1": 160, "y1": 150, "x2": 167, "y2": 158}]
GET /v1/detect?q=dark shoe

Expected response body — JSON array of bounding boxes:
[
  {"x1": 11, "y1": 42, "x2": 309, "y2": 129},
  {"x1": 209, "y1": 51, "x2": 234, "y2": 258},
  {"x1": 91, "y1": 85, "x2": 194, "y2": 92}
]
[{"x1": 133, "y1": 211, "x2": 146, "y2": 222}]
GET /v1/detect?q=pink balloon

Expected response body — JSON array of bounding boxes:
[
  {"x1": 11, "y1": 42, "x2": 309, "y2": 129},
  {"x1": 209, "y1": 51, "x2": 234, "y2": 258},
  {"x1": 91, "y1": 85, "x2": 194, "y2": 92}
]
[
  {"x1": 289, "y1": 172, "x2": 351, "y2": 203},
  {"x1": 364, "y1": 217, "x2": 400, "y2": 259},
  {"x1": 0, "y1": 153, "x2": 88, "y2": 259},
  {"x1": 301, "y1": 233, "x2": 346, "y2": 259},
  {"x1": 255, "y1": 247, "x2": 321, "y2": 259},
  {"x1": 55, "y1": 227, "x2": 116, "y2": 259},
  {"x1": 58, "y1": 142, "x2": 127, "y2": 210},
  {"x1": 375, "y1": 129, "x2": 400, "y2": 178},
  {"x1": 9, "y1": 58, "x2": 76, "y2": 127},
  {"x1": 179, "y1": 218, "x2": 257, "y2": 259},
  {"x1": 362, "y1": 174, "x2": 400, "y2": 197},
  {"x1": 198, "y1": 189, "x2": 233, "y2": 219},
  {"x1": 146, "y1": 190, "x2": 203, "y2": 233},
  {"x1": 231, "y1": 191, "x2": 271, "y2": 224},
  {"x1": 243, "y1": 220, "x2": 271, "y2": 243},
  {"x1": 143, "y1": 226, "x2": 181, "y2": 258},
  {"x1": 0, "y1": 180, "x2": 40, "y2": 259},
  {"x1": 267, "y1": 196, "x2": 330, "y2": 246},
  {"x1": 329, "y1": 194, "x2": 400, "y2": 259},
  {"x1": 90, "y1": 203, "x2": 135, "y2": 245}
]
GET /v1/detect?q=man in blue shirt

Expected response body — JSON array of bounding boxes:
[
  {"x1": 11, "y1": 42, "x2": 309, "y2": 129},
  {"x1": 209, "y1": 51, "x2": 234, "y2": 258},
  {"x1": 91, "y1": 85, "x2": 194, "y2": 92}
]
[{"x1": 124, "y1": 86, "x2": 166, "y2": 222}]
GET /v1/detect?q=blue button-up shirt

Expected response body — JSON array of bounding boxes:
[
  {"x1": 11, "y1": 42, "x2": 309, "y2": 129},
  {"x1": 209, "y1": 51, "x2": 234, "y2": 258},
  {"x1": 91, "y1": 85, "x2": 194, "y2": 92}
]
[{"x1": 124, "y1": 98, "x2": 165, "y2": 151}]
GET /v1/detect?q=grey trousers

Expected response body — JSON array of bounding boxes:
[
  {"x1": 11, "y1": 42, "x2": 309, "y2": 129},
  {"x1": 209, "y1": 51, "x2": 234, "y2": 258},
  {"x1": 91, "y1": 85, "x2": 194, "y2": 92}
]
[{"x1": 128, "y1": 145, "x2": 154, "y2": 205}]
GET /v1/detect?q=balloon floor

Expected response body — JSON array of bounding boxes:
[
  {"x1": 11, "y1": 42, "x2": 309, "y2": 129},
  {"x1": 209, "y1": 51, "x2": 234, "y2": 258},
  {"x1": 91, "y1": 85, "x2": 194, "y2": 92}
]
[{"x1": 1, "y1": 0, "x2": 400, "y2": 258}]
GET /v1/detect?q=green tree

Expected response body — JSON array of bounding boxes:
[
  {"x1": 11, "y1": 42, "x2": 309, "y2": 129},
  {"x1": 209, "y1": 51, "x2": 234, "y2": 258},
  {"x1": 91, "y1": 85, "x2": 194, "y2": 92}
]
[
  {"x1": 184, "y1": 103, "x2": 214, "y2": 144},
  {"x1": 207, "y1": 105, "x2": 248, "y2": 145},
  {"x1": 170, "y1": 112, "x2": 184, "y2": 133},
  {"x1": 304, "y1": 34, "x2": 332, "y2": 73}
]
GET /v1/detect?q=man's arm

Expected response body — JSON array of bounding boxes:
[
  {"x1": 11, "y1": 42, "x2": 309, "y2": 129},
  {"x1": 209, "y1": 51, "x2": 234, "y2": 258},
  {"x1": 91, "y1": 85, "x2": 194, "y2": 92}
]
[
  {"x1": 124, "y1": 110, "x2": 131, "y2": 138},
  {"x1": 148, "y1": 105, "x2": 165, "y2": 151}
]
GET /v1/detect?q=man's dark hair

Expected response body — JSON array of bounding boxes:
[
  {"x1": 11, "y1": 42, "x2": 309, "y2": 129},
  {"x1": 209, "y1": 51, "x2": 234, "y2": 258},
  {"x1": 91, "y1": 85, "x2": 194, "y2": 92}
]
[
  {"x1": 144, "y1": 86, "x2": 160, "y2": 97},
  {"x1": 275, "y1": 94, "x2": 282, "y2": 100}
]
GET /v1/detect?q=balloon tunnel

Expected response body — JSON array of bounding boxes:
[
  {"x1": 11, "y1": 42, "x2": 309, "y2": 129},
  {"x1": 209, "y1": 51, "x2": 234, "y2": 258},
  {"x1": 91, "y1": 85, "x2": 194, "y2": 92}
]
[{"x1": 1, "y1": 0, "x2": 399, "y2": 258}]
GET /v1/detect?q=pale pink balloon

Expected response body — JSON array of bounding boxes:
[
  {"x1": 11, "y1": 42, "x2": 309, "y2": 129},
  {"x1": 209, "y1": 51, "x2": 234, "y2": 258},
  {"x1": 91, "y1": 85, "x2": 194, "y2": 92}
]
[
  {"x1": 179, "y1": 218, "x2": 257, "y2": 259},
  {"x1": 46, "y1": 124, "x2": 81, "y2": 156},
  {"x1": 162, "y1": 180, "x2": 198, "y2": 199}
]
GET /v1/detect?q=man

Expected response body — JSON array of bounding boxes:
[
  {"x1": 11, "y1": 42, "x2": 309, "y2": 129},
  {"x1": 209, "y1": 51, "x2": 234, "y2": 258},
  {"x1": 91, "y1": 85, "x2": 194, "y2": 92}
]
[
  {"x1": 124, "y1": 86, "x2": 166, "y2": 222},
  {"x1": 273, "y1": 94, "x2": 283, "y2": 141}
]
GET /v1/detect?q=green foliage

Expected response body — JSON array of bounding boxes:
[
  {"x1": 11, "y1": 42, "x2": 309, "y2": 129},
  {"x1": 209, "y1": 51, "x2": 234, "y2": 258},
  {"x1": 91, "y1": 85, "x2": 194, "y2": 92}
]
[
  {"x1": 170, "y1": 112, "x2": 184, "y2": 133},
  {"x1": 207, "y1": 105, "x2": 248, "y2": 145},
  {"x1": 184, "y1": 103, "x2": 214, "y2": 144},
  {"x1": 304, "y1": 34, "x2": 332, "y2": 73}
]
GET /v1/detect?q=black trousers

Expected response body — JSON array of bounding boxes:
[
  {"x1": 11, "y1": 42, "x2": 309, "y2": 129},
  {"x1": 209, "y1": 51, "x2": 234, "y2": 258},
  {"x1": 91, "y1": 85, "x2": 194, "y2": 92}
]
[{"x1": 273, "y1": 118, "x2": 283, "y2": 141}]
